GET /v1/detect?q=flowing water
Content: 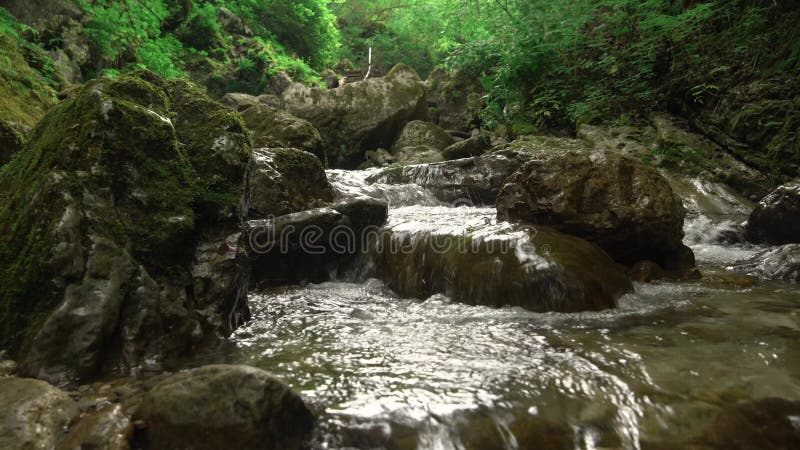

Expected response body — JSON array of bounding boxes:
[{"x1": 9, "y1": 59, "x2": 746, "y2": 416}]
[{"x1": 217, "y1": 171, "x2": 800, "y2": 449}]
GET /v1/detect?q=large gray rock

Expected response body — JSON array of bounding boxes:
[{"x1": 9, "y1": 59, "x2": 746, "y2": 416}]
[
  {"x1": 281, "y1": 64, "x2": 428, "y2": 168},
  {"x1": 497, "y1": 148, "x2": 695, "y2": 274},
  {"x1": 248, "y1": 148, "x2": 334, "y2": 219},
  {"x1": 366, "y1": 153, "x2": 531, "y2": 206},
  {"x1": 744, "y1": 181, "x2": 800, "y2": 245},
  {"x1": 135, "y1": 365, "x2": 314, "y2": 450},
  {"x1": 391, "y1": 120, "x2": 455, "y2": 152},
  {"x1": 241, "y1": 105, "x2": 325, "y2": 160},
  {"x1": 733, "y1": 244, "x2": 800, "y2": 283},
  {"x1": 0, "y1": 377, "x2": 78, "y2": 450},
  {"x1": 0, "y1": 72, "x2": 252, "y2": 385},
  {"x1": 361, "y1": 208, "x2": 631, "y2": 312}
]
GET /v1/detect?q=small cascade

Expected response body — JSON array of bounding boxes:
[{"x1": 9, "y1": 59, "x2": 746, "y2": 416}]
[{"x1": 327, "y1": 168, "x2": 445, "y2": 207}]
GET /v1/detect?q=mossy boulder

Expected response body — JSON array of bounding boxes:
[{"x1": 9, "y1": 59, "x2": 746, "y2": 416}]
[
  {"x1": 241, "y1": 105, "x2": 325, "y2": 160},
  {"x1": 281, "y1": 64, "x2": 428, "y2": 168},
  {"x1": 426, "y1": 67, "x2": 485, "y2": 132},
  {"x1": 391, "y1": 120, "x2": 455, "y2": 152},
  {"x1": 497, "y1": 148, "x2": 696, "y2": 275},
  {"x1": 393, "y1": 145, "x2": 445, "y2": 166},
  {"x1": 0, "y1": 71, "x2": 251, "y2": 384},
  {"x1": 362, "y1": 207, "x2": 631, "y2": 312},
  {"x1": 441, "y1": 133, "x2": 492, "y2": 160},
  {"x1": 247, "y1": 147, "x2": 334, "y2": 219},
  {"x1": 135, "y1": 365, "x2": 314, "y2": 450}
]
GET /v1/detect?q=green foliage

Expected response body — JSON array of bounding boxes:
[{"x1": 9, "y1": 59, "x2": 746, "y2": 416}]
[{"x1": 176, "y1": 3, "x2": 222, "y2": 50}]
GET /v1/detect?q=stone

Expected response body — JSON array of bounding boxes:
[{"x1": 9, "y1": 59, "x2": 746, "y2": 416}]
[
  {"x1": 733, "y1": 244, "x2": 800, "y2": 283},
  {"x1": 282, "y1": 64, "x2": 428, "y2": 168},
  {"x1": 322, "y1": 69, "x2": 340, "y2": 89},
  {"x1": 0, "y1": 71, "x2": 251, "y2": 384},
  {"x1": 220, "y1": 92, "x2": 261, "y2": 111},
  {"x1": 57, "y1": 404, "x2": 133, "y2": 450},
  {"x1": 392, "y1": 145, "x2": 445, "y2": 166},
  {"x1": 744, "y1": 181, "x2": 800, "y2": 245},
  {"x1": 0, "y1": 377, "x2": 77, "y2": 450},
  {"x1": 247, "y1": 148, "x2": 335, "y2": 219},
  {"x1": 135, "y1": 365, "x2": 314, "y2": 450},
  {"x1": 695, "y1": 398, "x2": 800, "y2": 450},
  {"x1": 367, "y1": 153, "x2": 531, "y2": 206},
  {"x1": 361, "y1": 208, "x2": 631, "y2": 312},
  {"x1": 426, "y1": 68, "x2": 485, "y2": 131},
  {"x1": 497, "y1": 148, "x2": 695, "y2": 273},
  {"x1": 241, "y1": 106, "x2": 325, "y2": 160},
  {"x1": 441, "y1": 133, "x2": 492, "y2": 160},
  {"x1": 247, "y1": 199, "x2": 388, "y2": 285},
  {"x1": 391, "y1": 120, "x2": 455, "y2": 152}
]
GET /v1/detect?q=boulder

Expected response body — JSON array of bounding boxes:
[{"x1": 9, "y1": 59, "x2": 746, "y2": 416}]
[
  {"x1": 744, "y1": 181, "x2": 800, "y2": 245},
  {"x1": 366, "y1": 153, "x2": 530, "y2": 205},
  {"x1": 497, "y1": 148, "x2": 695, "y2": 273},
  {"x1": 135, "y1": 365, "x2": 314, "y2": 450},
  {"x1": 695, "y1": 398, "x2": 800, "y2": 450},
  {"x1": 393, "y1": 145, "x2": 444, "y2": 166},
  {"x1": 220, "y1": 92, "x2": 261, "y2": 111},
  {"x1": 441, "y1": 133, "x2": 492, "y2": 160},
  {"x1": 57, "y1": 404, "x2": 133, "y2": 450},
  {"x1": 0, "y1": 71, "x2": 251, "y2": 384},
  {"x1": 361, "y1": 207, "x2": 631, "y2": 312},
  {"x1": 391, "y1": 120, "x2": 455, "y2": 152},
  {"x1": 241, "y1": 106, "x2": 325, "y2": 160},
  {"x1": 247, "y1": 198, "x2": 388, "y2": 285},
  {"x1": 248, "y1": 148, "x2": 335, "y2": 219},
  {"x1": 281, "y1": 64, "x2": 428, "y2": 168},
  {"x1": 733, "y1": 244, "x2": 800, "y2": 283},
  {"x1": 426, "y1": 67, "x2": 485, "y2": 131},
  {"x1": 322, "y1": 69, "x2": 340, "y2": 89},
  {"x1": 0, "y1": 377, "x2": 78, "y2": 449}
]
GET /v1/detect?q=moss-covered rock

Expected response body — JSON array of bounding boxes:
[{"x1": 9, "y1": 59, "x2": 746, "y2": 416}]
[
  {"x1": 0, "y1": 28, "x2": 58, "y2": 165},
  {"x1": 281, "y1": 64, "x2": 428, "y2": 168},
  {"x1": 441, "y1": 133, "x2": 492, "y2": 160},
  {"x1": 0, "y1": 71, "x2": 251, "y2": 384},
  {"x1": 497, "y1": 148, "x2": 695, "y2": 275},
  {"x1": 391, "y1": 120, "x2": 455, "y2": 152},
  {"x1": 426, "y1": 67, "x2": 485, "y2": 132},
  {"x1": 248, "y1": 148, "x2": 334, "y2": 219},
  {"x1": 241, "y1": 105, "x2": 325, "y2": 161}
]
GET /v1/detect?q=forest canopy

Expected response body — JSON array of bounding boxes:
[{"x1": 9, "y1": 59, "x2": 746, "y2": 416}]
[{"x1": 2, "y1": 0, "x2": 798, "y2": 130}]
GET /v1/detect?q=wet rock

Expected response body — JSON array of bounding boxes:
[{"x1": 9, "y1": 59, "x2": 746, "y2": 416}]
[
  {"x1": 0, "y1": 71, "x2": 251, "y2": 384},
  {"x1": 733, "y1": 244, "x2": 800, "y2": 283},
  {"x1": 392, "y1": 120, "x2": 455, "y2": 152},
  {"x1": 497, "y1": 148, "x2": 695, "y2": 274},
  {"x1": 362, "y1": 148, "x2": 394, "y2": 168},
  {"x1": 0, "y1": 377, "x2": 77, "y2": 449},
  {"x1": 248, "y1": 148, "x2": 334, "y2": 219},
  {"x1": 241, "y1": 105, "x2": 325, "y2": 159},
  {"x1": 441, "y1": 133, "x2": 492, "y2": 160},
  {"x1": 392, "y1": 145, "x2": 445, "y2": 166},
  {"x1": 361, "y1": 208, "x2": 631, "y2": 312},
  {"x1": 457, "y1": 409, "x2": 573, "y2": 450},
  {"x1": 744, "y1": 181, "x2": 800, "y2": 245},
  {"x1": 630, "y1": 260, "x2": 669, "y2": 282},
  {"x1": 282, "y1": 64, "x2": 428, "y2": 168},
  {"x1": 691, "y1": 74, "x2": 800, "y2": 186},
  {"x1": 135, "y1": 365, "x2": 313, "y2": 450},
  {"x1": 58, "y1": 404, "x2": 132, "y2": 450},
  {"x1": 247, "y1": 198, "x2": 388, "y2": 285},
  {"x1": 367, "y1": 153, "x2": 531, "y2": 205},
  {"x1": 426, "y1": 68, "x2": 485, "y2": 131},
  {"x1": 695, "y1": 398, "x2": 800, "y2": 450},
  {"x1": 220, "y1": 92, "x2": 261, "y2": 111}
]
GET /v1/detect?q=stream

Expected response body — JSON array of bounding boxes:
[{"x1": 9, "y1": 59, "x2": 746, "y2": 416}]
[{"x1": 204, "y1": 170, "x2": 800, "y2": 449}]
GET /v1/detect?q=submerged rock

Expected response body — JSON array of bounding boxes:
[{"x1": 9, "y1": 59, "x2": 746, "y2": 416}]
[
  {"x1": 733, "y1": 244, "x2": 800, "y2": 283},
  {"x1": 248, "y1": 147, "x2": 334, "y2": 219},
  {"x1": 0, "y1": 377, "x2": 77, "y2": 449},
  {"x1": 359, "y1": 207, "x2": 631, "y2": 312},
  {"x1": 367, "y1": 153, "x2": 530, "y2": 205},
  {"x1": 281, "y1": 64, "x2": 428, "y2": 168},
  {"x1": 135, "y1": 365, "x2": 314, "y2": 450},
  {"x1": 241, "y1": 105, "x2": 325, "y2": 160},
  {"x1": 744, "y1": 181, "x2": 800, "y2": 245},
  {"x1": 497, "y1": 149, "x2": 695, "y2": 274},
  {"x1": 695, "y1": 398, "x2": 800, "y2": 450},
  {"x1": 0, "y1": 71, "x2": 251, "y2": 384},
  {"x1": 391, "y1": 120, "x2": 455, "y2": 152}
]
